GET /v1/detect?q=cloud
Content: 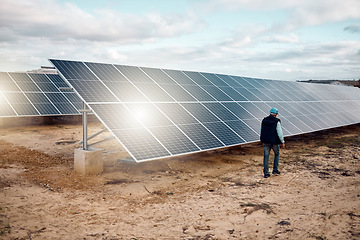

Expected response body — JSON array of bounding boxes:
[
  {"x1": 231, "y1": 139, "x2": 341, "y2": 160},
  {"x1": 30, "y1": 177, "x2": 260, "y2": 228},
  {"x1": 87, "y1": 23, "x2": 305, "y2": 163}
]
[
  {"x1": 263, "y1": 33, "x2": 299, "y2": 43},
  {"x1": 203, "y1": 0, "x2": 360, "y2": 30},
  {"x1": 0, "y1": 0, "x2": 204, "y2": 43},
  {"x1": 283, "y1": 0, "x2": 360, "y2": 30},
  {"x1": 199, "y1": 0, "x2": 297, "y2": 11},
  {"x1": 344, "y1": 24, "x2": 360, "y2": 33}
]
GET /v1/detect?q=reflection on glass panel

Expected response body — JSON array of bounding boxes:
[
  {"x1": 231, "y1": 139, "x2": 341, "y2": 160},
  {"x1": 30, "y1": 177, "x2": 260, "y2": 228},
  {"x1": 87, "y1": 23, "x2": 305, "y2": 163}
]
[
  {"x1": 68, "y1": 80, "x2": 119, "y2": 102},
  {"x1": 201, "y1": 72, "x2": 228, "y2": 86},
  {"x1": 202, "y1": 102, "x2": 238, "y2": 121},
  {"x1": 115, "y1": 65, "x2": 153, "y2": 83},
  {"x1": 248, "y1": 88, "x2": 272, "y2": 101},
  {"x1": 181, "y1": 85, "x2": 216, "y2": 101},
  {"x1": 133, "y1": 82, "x2": 174, "y2": 102},
  {"x1": 218, "y1": 86, "x2": 248, "y2": 101},
  {"x1": 103, "y1": 81, "x2": 147, "y2": 102},
  {"x1": 149, "y1": 125, "x2": 200, "y2": 154},
  {"x1": 178, "y1": 123, "x2": 224, "y2": 150},
  {"x1": 0, "y1": 81, "x2": 20, "y2": 91},
  {"x1": 233, "y1": 76, "x2": 254, "y2": 88},
  {"x1": 29, "y1": 74, "x2": 50, "y2": 83},
  {"x1": 201, "y1": 85, "x2": 233, "y2": 101},
  {"x1": 125, "y1": 103, "x2": 173, "y2": 128},
  {"x1": 250, "y1": 102, "x2": 269, "y2": 118},
  {"x1": 225, "y1": 120, "x2": 259, "y2": 142},
  {"x1": 204, "y1": 122, "x2": 245, "y2": 145},
  {"x1": 241, "y1": 118, "x2": 261, "y2": 135},
  {"x1": 155, "y1": 103, "x2": 199, "y2": 125},
  {"x1": 86, "y1": 62, "x2": 128, "y2": 81},
  {"x1": 183, "y1": 71, "x2": 213, "y2": 86},
  {"x1": 234, "y1": 87, "x2": 260, "y2": 101},
  {"x1": 141, "y1": 67, "x2": 177, "y2": 84},
  {"x1": 90, "y1": 103, "x2": 143, "y2": 130},
  {"x1": 159, "y1": 84, "x2": 196, "y2": 102},
  {"x1": 11, "y1": 104, "x2": 39, "y2": 116},
  {"x1": 181, "y1": 103, "x2": 220, "y2": 123},
  {"x1": 113, "y1": 128, "x2": 170, "y2": 161},
  {"x1": 223, "y1": 102, "x2": 255, "y2": 120},
  {"x1": 163, "y1": 69, "x2": 195, "y2": 85},
  {"x1": 216, "y1": 74, "x2": 242, "y2": 87}
]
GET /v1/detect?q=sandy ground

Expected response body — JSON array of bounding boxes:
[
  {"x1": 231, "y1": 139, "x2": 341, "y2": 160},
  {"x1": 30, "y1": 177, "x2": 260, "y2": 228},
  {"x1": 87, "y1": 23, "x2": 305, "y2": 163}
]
[{"x1": 0, "y1": 120, "x2": 359, "y2": 240}]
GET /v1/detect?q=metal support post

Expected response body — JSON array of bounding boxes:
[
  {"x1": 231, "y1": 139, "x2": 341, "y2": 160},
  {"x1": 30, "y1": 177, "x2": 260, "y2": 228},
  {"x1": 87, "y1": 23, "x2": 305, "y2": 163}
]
[{"x1": 82, "y1": 102, "x2": 88, "y2": 150}]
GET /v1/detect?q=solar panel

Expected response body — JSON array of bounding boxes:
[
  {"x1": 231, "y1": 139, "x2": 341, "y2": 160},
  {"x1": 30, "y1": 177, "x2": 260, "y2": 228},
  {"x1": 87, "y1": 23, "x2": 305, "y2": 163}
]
[
  {"x1": 0, "y1": 72, "x2": 82, "y2": 117},
  {"x1": 50, "y1": 59, "x2": 360, "y2": 162}
]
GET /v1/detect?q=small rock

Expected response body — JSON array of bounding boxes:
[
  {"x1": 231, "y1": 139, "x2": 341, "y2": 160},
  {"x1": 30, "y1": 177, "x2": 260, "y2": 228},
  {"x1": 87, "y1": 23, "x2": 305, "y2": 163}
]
[{"x1": 278, "y1": 220, "x2": 291, "y2": 226}]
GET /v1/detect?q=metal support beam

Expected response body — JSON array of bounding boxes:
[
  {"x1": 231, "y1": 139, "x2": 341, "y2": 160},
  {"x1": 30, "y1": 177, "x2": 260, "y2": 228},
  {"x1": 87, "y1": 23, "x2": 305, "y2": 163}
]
[
  {"x1": 82, "y1": 102, "x2": 88, "y2": 150},
  {"x1": 88, "y1": 136, "x2": 115, "y2": 148},
  {"x1": 78, "y1": 128, "x2": 108, "y2": 144}
]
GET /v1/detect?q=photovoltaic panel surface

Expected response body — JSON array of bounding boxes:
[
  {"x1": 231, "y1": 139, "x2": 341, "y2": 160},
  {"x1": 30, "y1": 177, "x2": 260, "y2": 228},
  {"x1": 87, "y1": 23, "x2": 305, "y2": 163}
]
[
  {"x1": 0, "y1": 72, "x2": 82, "y2": 117},
  {"x1": 50, "y1": 59, "x2": 360, "y2": 162}
]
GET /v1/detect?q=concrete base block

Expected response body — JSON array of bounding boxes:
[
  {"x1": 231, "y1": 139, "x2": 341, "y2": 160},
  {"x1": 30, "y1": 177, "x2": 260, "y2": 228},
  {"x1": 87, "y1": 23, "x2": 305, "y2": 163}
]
[{"x1": 74, "y1": 148, "x2": 103, "y2": 175}]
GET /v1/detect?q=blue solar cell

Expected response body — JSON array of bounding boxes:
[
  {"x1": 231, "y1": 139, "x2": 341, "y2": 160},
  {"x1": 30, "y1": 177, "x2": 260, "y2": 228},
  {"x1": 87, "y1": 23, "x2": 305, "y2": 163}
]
[
  {"x1": 181, "y1": 103, "x2": 220, "y2": 123},
  {"x1": 148, "y1": 125, "x2": 200, "y2": 155},
  {"x1": 222, "y1": 102, "x2": 255, "y2": 120},
  {"x1": 181, "y1": 85, "x2": 217, "y2": 101},
  {"x1": 178, "y1": 123, "x2": 224, "y2": 150},
  {"x1": 183, "y1": 71, "x2": 213, "y2": 86},
  {"x1": 202, "y1": 102, "x2": 239, "y2": 121},
  {"x1": 86, "y1": 62, "x2": 128, "y2": 82},
  {"x1": 204, "y1": 122, "x2": 245, "y2": 145},
  {"x1": 68, "y1": 80, "x2": 118, "y2": 103},
  {"x1": 224, "y1": 120, "x2": 259, "y2": 142},
  {"x1": 115, "y1": 65, "x2": 154, "y2": 83},
  {"x1": 155, "y1": 103, "x2": 199, "y2": 125},
  {"x1": 141, "y1": 67, "x2": 177, "y2": 84},
  {"x1": 112, "y1": 128, "x2": 170, "y2": 161},
  {"x1": 132, "y1": 82, "x2": 174, "y2": 102},
  {"x1": 201, "y1": 73, "x2": 228, "y2": 86},
  {"x1": 158, "y1": 83, "x2": 197, "y2": 102},
  {"x1": 163, "y1": 69, "x2": 195, "y2": 85}
]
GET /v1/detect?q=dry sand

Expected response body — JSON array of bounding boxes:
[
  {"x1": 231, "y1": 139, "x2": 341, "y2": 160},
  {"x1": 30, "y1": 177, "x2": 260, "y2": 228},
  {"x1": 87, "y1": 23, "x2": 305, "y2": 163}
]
[{"x1": 0, "y1": 120, "x2": 359, "y2": 239}]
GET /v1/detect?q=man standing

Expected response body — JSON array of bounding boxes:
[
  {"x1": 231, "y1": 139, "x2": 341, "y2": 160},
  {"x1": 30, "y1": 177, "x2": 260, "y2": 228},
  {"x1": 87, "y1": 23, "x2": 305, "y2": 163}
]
[{"x1": 260, "y1": 107, "x2": 285, "y2": 178}]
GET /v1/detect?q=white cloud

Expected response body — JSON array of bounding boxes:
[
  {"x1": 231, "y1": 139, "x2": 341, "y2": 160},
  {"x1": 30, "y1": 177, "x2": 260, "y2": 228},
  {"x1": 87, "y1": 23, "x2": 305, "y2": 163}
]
[
  {"x1": 0, "y1": 0, "x2": 204, "y2": 43},
  {"x1": 204, "y1": 0, "x2": 360, "y2": 30},
  {"x1": 284, "y1": 0, "x2": 360, "y2": 30},
  {"x1": 263, "y1": 33, "x2": 299, "y2": 43},
  {"x1": 102, "y1": 49, "x2": 128, "y2": 62},
  {"x1": 199, "y1": 0, "x2": 297, "y2": 11}
]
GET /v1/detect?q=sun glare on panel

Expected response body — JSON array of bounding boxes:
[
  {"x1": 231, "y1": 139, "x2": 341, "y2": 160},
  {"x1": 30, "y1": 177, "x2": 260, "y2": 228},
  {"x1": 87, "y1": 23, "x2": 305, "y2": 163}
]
[{"x1": 132, "y1": 106, "x2": 151, "y2": 125}]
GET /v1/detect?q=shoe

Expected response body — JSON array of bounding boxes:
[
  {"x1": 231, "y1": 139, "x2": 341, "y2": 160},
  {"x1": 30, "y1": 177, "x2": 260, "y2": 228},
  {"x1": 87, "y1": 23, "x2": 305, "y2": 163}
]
[
  {"x1": 272, "y1": 170, "x2": 281, "y2": 175},
  {"x1": 264, "y1": 173, "x2": 271, "y2": 178}
]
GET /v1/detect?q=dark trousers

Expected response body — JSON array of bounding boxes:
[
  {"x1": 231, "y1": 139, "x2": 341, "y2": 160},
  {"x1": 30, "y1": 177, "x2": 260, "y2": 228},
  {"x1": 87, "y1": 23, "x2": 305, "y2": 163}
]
[{"x1": 263, "y1": 143, "x2": 280, "y2": 175}]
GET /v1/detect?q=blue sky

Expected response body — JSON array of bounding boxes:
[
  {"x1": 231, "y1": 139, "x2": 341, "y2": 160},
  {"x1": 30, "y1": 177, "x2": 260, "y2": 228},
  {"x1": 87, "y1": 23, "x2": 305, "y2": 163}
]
[{"x1": 1, "y1": 0, "x2": 359, "y2": 80}]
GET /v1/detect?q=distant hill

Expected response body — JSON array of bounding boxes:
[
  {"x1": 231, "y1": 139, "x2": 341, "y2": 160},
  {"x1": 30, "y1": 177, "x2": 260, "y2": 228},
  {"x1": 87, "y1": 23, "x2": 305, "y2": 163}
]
[{"x1": 298, "y1": 79, "x2": 360, "y2": 88}]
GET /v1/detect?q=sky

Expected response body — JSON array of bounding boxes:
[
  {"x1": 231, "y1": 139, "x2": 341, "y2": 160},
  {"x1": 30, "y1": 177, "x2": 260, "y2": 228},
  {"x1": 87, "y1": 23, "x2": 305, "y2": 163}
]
[{"x1": 0, "y1": 0, "x2": 359, "y2": 81}]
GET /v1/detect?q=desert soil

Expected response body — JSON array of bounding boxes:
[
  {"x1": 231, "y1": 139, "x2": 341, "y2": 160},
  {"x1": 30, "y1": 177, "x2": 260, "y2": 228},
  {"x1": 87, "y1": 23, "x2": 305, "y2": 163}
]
[{"x1": 0, "y1": 120, "x2": 359, "y2": 240}]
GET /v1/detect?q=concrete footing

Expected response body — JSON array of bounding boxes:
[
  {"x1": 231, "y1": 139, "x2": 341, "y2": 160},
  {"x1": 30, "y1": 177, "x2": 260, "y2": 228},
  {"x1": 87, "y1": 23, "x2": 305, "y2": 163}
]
[{"x1": 74, "y1": 148, "x2": 103, "y2": 175}]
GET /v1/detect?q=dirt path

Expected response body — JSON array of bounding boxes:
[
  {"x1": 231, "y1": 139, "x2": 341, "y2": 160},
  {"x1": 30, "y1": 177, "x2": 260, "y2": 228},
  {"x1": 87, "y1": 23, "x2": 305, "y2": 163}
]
[{"x1": 0, "y1": 122, "x2": 359, "y2": 239}]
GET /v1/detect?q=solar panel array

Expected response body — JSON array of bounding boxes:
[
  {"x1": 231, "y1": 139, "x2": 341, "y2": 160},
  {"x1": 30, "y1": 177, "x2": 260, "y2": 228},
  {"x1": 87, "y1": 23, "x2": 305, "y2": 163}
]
[
  {"x1": 50, "y1": 59, "x2": 360, "y2": 162},
  {"x1": 0, "y1": 72, "x2": 82, "y2": 117}
]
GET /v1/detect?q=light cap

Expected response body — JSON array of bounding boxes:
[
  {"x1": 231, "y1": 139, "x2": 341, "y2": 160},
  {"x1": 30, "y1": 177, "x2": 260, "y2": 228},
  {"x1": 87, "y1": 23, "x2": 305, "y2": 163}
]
[{"x1": 270, "y1": 107, "x2": 279, "y2": 114}]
